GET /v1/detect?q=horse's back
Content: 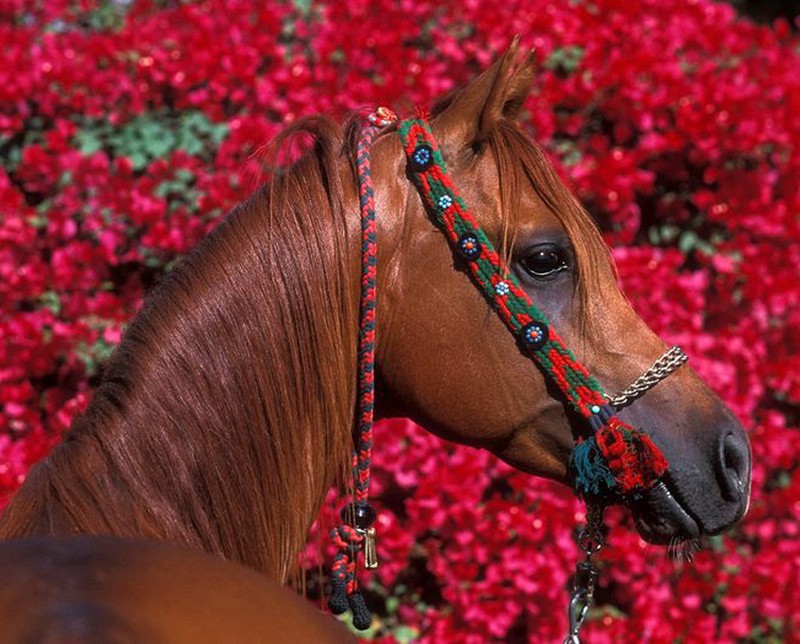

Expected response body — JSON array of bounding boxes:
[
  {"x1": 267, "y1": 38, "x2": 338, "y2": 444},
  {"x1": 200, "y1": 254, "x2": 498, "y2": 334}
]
[{"x1": 0, "y1": 537, "x2": 353, "y2": 643}]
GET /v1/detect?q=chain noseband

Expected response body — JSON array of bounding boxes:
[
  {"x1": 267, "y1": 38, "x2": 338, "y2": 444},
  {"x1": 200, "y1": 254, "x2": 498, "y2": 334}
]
[
  {"x1": 605, "y1": 345, "x2": 688, "y2": 409},
  {"x1": 328, "y1": 110, "x2": 688, "y2": 633}
]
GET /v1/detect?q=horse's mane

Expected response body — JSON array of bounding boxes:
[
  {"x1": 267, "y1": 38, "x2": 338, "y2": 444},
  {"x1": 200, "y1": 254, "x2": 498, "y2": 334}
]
[{"x1": 0, "y1": 116, "x2": 359, "y2": 582}]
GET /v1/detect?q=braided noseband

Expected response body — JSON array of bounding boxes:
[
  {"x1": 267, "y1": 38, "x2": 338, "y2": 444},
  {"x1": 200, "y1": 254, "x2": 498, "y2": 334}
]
[{"x1": 328, "y1": 110, "x2": 687, "y2": 630}]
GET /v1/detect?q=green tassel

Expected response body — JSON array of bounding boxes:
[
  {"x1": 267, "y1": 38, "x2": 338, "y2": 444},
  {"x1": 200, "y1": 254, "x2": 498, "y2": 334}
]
[{"x1": 569, "y1": 438, "x2": 618, "y2": 498}]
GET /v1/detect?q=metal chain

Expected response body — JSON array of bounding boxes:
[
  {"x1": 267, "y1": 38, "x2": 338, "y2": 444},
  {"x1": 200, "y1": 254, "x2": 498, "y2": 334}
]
[
  {"x1": 563, "y1": 505, "x2": 605, "y2": 644},
  {"x1": 604, "y1": 346, "x2": 688, "y2": 410}
]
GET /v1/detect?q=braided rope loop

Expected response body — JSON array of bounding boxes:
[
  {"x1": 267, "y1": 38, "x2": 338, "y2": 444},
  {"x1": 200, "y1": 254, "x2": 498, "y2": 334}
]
[
  {"x1": 354, "y1": 120, "x2": 380, "y2": 505},
  {"x1": 328, "y1": 108, "x2": 397, "y2": 632}
]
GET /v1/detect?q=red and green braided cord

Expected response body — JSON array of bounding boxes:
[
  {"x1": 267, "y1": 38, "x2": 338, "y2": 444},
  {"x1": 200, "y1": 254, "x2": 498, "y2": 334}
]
[
  {"x1": 398, "y1": 118, "x2": 668, "y2": 500},
  {"x1": 328, "y1": 109, "x2": 395, "y2": 632}
]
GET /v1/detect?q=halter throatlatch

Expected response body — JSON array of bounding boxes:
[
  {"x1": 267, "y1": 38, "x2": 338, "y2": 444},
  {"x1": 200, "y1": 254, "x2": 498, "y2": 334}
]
[
  {"x1": 398, "y1": 118, "x2": 676, "y2": 501},
  {"x1": 328, "y1": 107, "x2": 397, "y2": 631}
]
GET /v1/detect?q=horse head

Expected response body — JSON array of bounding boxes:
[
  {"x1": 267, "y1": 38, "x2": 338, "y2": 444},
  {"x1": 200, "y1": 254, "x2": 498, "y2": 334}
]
[{"x1": 372, "y1": 44, "x2": 751, "y2": 544}]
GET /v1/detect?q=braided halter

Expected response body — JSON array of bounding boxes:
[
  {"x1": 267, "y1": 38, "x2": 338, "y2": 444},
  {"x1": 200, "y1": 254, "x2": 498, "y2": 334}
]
[{"x1": 328, "y1": 109, "x2": 688, "y2": 631}]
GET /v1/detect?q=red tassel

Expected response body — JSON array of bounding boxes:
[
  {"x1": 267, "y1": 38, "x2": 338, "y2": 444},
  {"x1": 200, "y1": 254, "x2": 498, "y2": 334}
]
[{"x1": 595, "y1": 418, "x2": 668, "y2": 496}]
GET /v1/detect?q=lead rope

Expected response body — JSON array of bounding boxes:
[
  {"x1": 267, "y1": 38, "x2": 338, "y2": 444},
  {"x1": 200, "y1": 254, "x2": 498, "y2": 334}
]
[
  {"x1": 328, "y1": 107, "x2": 397, "y2": 631},
  {"x1": 564, "y1": 504, "x2": 605, "y2": 644}
]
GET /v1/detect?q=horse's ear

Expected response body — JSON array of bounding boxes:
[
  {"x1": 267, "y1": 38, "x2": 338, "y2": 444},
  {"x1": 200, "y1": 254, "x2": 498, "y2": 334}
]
[{"x1": 432, "y1": 38, "x2": 535, "y2": 150}]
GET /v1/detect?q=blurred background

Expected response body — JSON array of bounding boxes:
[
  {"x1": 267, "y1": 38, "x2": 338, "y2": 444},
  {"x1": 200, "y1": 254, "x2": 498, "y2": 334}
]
[{"x1": 1, "y1": 0, "x2": 798, "y2": 641}]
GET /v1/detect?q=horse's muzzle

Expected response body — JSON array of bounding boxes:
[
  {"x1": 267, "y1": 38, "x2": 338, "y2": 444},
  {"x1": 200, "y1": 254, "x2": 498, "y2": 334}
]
[{"x1": 631, "y1": 422, "x2": 751, "y2": 544}]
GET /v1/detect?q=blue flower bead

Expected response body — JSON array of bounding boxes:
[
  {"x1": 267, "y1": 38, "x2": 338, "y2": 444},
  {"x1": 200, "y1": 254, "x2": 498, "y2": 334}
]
[
  {"x1": 456, "y1": 234, "x2": 481, "y2": 261},
  {"x1": 410, "y1": 144, "x2": 433, "y2": 172},
  {"x1": 520, "y1": 321, "x2": 548, "y2": 350}
]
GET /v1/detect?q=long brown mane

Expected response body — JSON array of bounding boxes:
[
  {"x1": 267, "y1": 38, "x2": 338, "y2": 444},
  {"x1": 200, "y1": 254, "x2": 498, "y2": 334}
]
[{"x1": 0, "y1": 117, "x2": 359, "y2": 582}]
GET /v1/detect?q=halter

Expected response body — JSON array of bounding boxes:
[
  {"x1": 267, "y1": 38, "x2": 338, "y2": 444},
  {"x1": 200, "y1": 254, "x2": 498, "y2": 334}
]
[{"x1": 328, "y1": 109, "x2": 688, "y2": 635}]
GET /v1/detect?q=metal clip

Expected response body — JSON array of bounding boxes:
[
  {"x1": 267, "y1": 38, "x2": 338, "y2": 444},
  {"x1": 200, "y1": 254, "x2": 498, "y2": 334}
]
[
  {"x1": 363, "y1": 527, "x2": 378, "y2": 569},
  {"x1": 563, "y1": 505, "x2": 605, "y2": 644},
  {"x1": 574, "y1": 560, "x2": 599, "y2": 600}
]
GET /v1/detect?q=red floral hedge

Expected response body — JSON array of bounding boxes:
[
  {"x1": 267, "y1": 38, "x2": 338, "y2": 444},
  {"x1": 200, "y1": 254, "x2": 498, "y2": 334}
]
[{"x1": 1, "y1": 0, "x2": 799, "y2": 641}]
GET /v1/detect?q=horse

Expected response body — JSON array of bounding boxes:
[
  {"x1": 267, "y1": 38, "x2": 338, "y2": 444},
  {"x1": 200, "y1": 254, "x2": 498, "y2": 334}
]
[
  {"x1": 0, "y1": 537, "x2": 353, "y2": 643},
  {"x1": 0, "y1": 42, "x2": 751, "y2": 640}
]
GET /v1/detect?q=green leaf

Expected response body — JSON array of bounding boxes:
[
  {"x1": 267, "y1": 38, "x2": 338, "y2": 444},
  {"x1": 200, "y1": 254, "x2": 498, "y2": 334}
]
[
  {"x1": 73, "y1": 110, "x2": 229, "y2": 170},
  {"x1": 292, "y1": 0, "x2": 312, "y2": 15},
  {"x1": 545, "y1": 46, "x2": 585, "y2": 74},
  {"x1": 210, "y1": 122, "x2": 229, "y2": 145},
  {"x1": 385, "y1": 596, "x2": 400, "y2": 614},
  {"x1": 39, "y1": 290, "x2": 61, "y2": 315},
  {"x1": 27, "y1": 214, "x2": 48, "y2": 229},
  {"x1": 74, "y1": 127, "x2": 106, "y2": 155},
  {"x1": 177, "y1": 111, "x2": 229, "y2": 155},
  {"x1": 553, "y1": 139, "x2": 583, "y2": 167},
  {"x1": 392, "y1": 626, "x2": 419, "y2": 643},
  {"x1": 708, "y1": 534, "x2": 726, "y2": 552}
]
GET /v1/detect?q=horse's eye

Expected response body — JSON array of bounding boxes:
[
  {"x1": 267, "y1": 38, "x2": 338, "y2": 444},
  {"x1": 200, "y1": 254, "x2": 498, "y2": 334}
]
[{"x1": 519, "y1": 245, "x2": 569, "y2": 279}]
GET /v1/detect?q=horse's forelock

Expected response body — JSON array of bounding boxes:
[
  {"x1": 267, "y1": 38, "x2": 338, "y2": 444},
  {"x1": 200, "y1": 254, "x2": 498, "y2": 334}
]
[{"x1": 487, "y1": 121, "x2": 615, "y2": 335}]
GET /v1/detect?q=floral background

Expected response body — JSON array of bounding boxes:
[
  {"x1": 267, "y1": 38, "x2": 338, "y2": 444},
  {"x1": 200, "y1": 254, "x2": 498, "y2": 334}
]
[{"x1": 1, "y1": 0, "x2": 799, "y2": 641}]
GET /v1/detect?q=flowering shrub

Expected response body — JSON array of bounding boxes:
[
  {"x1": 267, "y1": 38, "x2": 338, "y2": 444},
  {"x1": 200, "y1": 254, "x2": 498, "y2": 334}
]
[{"x1": 2, "y1": 0, "x2": 799, "y2": 641}]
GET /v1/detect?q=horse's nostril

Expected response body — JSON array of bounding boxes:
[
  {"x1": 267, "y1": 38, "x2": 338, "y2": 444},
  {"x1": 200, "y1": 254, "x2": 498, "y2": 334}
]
[{"x1": 719, "y1": 431, "x2": 750, "y2": 503}]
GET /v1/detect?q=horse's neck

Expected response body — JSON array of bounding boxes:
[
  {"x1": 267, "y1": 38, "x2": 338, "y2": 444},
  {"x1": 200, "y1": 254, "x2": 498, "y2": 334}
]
[{"x1": 0, "y1": 188, "x2": 360, "y2": 582}]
